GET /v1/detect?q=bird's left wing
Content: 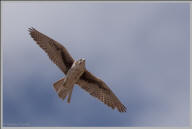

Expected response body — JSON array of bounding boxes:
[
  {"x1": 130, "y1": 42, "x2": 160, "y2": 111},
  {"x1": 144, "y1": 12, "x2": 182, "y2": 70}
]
[
  {"x1": 77, "y1": 70, "x2": 127, "y2": 112},
  {"x1": 28, "y1": 28, "x2": 74, "y2": 74}
]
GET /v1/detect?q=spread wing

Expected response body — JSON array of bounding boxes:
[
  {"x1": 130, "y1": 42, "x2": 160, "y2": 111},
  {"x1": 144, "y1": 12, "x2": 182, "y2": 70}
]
[
  {"x1": 28, "y1": 27, "x2": 74, "y2": 74},
  {"x1": 77, "y1": 70, "x2": 127, "y2": 112}
]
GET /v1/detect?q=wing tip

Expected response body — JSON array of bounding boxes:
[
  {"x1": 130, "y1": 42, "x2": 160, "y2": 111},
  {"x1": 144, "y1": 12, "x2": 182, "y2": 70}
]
[
  {"x1": 28, "y1": 27, "x2": 36, "y2": 33},
  {"x1": 28, "y1": 27, "x2": 39, "y2": 40},
  {"x1": 117, "y1": 104, "x2": 127, "y2": 113}
]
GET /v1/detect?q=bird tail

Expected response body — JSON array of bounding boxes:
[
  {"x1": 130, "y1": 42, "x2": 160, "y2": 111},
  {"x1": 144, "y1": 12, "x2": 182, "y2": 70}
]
[{"x1": 53, "y1": 78, "x2": 74, "y2": 103}]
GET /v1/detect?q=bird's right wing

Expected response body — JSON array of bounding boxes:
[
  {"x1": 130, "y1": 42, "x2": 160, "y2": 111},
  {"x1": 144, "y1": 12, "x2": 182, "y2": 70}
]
[
  {"x1": 77, "y1": 70, "x2": 127, "y2": 112},
  {"x1": 28, "y1": 28, "x2": 74, "y2": 74}
]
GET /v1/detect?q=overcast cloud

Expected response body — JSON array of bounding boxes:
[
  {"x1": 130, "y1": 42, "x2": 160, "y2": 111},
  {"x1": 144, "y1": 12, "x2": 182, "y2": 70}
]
[{"x1": 2, "y1": 2, "x2": 189, "y2": 126}]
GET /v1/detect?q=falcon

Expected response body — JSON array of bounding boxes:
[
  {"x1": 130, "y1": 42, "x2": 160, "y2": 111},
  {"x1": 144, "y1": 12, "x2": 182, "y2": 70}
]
[{"x1": 28, "y1": 27, "x2": 127, "y2": 112}]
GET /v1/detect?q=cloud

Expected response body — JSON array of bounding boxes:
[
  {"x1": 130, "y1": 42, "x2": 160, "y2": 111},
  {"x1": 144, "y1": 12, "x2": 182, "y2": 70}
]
[{"x1": 2, "y1": 2, "x2": 189, "y2": 126}]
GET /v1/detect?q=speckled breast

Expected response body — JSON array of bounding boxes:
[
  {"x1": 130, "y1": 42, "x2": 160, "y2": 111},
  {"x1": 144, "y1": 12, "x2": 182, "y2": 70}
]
[{"x1": 63, "y1": 60, "x2": 85, "y2": 89}]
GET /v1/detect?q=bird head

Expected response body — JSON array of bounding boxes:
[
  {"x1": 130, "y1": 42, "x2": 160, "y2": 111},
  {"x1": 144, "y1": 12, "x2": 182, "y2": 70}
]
[
  {"x1": 79, "y1": 58, "x2": 85, "y2": 63},
  {"x1": 76, "y1": 58, "x2": 86, "y2": 68}
]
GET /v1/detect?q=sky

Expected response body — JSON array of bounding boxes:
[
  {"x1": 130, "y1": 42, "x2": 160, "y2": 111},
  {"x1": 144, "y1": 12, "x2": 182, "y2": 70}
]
[{"x1": 2, "y1": 2, "x2": 190, "y2": 127}]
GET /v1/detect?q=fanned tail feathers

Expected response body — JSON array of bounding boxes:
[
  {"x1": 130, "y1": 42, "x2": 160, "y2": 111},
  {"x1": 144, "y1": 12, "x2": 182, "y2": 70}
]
[{"x1": 53, "y1": 78, "x2": 73, "y2": 103}]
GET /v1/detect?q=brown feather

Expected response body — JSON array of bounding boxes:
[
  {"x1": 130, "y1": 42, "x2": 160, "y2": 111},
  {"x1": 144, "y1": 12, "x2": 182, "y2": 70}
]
[
  {"x1": 28, "y1": 27, "x2": 74, "y2": 74},
  {"x1": 77, "y1": 70, "x2": 127, "y2": 112}
]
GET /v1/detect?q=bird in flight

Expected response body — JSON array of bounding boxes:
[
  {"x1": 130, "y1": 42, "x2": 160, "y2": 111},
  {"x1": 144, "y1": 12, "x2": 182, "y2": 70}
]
[{"x1": 28, "y1": 27, "x2": 127, "y2": 112}]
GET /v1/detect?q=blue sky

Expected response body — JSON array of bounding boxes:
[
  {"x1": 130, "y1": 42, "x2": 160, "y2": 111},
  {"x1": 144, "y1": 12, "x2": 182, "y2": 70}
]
[{"x1": 2, "y1": 2, "x2": 190, "y2": 126}]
